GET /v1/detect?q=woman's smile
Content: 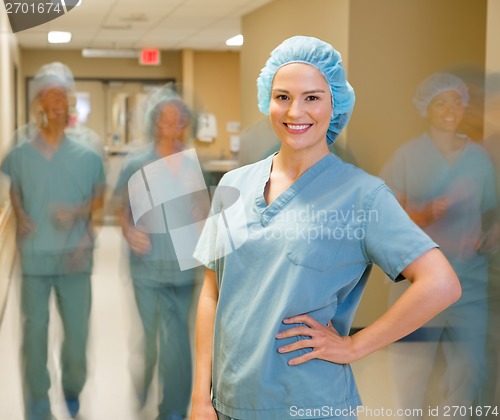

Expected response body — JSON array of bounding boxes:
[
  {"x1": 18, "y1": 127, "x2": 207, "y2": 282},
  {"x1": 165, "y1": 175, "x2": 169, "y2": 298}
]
[{"x1": 284, "y1": 123, "x2": 313, "y2": 133}]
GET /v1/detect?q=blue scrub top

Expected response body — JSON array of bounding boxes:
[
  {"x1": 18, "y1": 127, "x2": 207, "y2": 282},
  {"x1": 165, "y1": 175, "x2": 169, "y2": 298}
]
[
  {"x1": 195, "y1": 153, "x2": 436, "y2": 419},
  {"x1": 381, "y1": 133, "x2": 497, "y2": 300},
  {"x1": 115, "y1": 146, "x2": 197, "y2": 285},
  {"x1": 1, "y1": 135, "x2": 105, "y2": 275}
]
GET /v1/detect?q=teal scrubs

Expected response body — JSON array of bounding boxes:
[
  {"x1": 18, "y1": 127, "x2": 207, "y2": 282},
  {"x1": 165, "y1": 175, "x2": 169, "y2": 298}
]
[
  {"x1": 116, "y1": 147, "x2": 198, "y2": 284},
  {"x1": 1, "y1": 134, "x2": 105, "y2": 275},
  {"x1": 1, "y1": 133, "x2": 105, "y2": 420},
  {"x1": 381, "y1": 133, "x2": 496, "y2": 300},
  {"x1": 381, "y1": 133, "x2": 497, "y2": 410},
  {"x1": 194, "y1": 152, "x2": 436, "y2": 420},
  {"x1": 115, "y1": 146, "x2": 196, "y2": 419}
]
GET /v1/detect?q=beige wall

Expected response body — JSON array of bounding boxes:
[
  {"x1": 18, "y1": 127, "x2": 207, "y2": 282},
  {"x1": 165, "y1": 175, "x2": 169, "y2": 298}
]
[
  {"x1": 486, "y1": 0, "x2": 500, "y2": 74},
  {"x1": 0, "y1": 8, "x2": 20, "y2": 160},
  {"x1": 20, "y1": 49, "x2": 182, "y2": 79},
  {"x1": 348, "y1": 0, "x2": 487, "y2": 177},
  {"x1": 485, "y1": 0, "x2": 500, "y2": 138},
  {"x1": 191, "y1": 50, "x2": 240, "y2": 159}
]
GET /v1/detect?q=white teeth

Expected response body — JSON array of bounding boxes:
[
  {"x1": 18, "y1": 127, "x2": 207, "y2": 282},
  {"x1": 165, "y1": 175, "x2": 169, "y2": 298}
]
[{"x1": 287, "y1": 124, "x2": 309, "y2": 130}]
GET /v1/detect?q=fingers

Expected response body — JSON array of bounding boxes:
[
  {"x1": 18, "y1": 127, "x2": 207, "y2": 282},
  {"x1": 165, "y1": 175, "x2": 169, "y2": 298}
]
[
  {"x1": 276, "y1": 316, "x2": 332, "y2": 365},
  {"x1": 276, "y1": 325, "x2": 312, "y2": 340},
  {"x1": 282, "y1": 313, "x2": 321, "y2": 328},
  {"x1": 276, "y1": 315, "x2": 353, "y2": 365},
  {"x1": 286, "y1": 352, "x2": 315, "y2": 366}
]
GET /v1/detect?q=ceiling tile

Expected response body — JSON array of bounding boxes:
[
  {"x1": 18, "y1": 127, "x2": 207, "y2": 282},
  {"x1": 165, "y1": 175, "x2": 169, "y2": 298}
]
[{"x1": 14, "y1": 0, "x2": 275, "y2": 50}]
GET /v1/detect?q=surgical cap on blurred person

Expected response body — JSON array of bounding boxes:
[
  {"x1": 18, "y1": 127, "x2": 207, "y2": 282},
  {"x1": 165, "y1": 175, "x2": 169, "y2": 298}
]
[
  {"x1": 144, "y1": 84, "x2": 192, "y2": 142},
  {"x1": 413, "y1": 72, "x2": 470, "y2": 117},
  {"x1": 257, "y1": 35, "x2": 355, "y2": 145},
  {"x1": 30, "y1": 62, "x2": 75, "y2": 104}
]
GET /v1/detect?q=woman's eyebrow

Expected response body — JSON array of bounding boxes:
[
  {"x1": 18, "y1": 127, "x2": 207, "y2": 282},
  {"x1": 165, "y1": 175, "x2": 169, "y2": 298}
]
[{"x1": 304, "y1": 89, "x2": 327, "y2": 94}]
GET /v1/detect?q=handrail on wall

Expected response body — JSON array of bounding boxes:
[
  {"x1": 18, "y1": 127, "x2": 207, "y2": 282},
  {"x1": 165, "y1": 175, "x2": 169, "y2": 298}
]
[
  {"x1": 0, "y1": 200, "x2": 12, "y2": 233},
  {"x1": 0, "y1": 201, "x2": 15, "y2": 325}
]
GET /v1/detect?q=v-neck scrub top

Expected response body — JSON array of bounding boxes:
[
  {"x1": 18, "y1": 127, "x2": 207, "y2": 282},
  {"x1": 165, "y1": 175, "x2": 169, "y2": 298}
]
[{"x1": 194, "y1": 153, "x2": 437, "y2": 419}]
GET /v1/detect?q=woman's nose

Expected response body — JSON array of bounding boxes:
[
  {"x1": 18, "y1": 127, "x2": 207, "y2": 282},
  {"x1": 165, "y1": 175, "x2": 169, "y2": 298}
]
[{"x1": 287, "y1": 99, "x2": 304, "y2": 117}]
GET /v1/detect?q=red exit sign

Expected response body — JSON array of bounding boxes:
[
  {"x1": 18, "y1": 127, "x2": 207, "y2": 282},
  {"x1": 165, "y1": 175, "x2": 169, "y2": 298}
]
[{"x1": 139, "y1": 49, "x2": 161, "y2": 66}]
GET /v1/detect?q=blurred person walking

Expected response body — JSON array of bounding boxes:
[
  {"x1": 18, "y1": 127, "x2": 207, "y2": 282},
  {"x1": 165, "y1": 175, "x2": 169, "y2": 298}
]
[
  {"x1": 382, "y1": 72, "x2": 497, "y2": 418},
  {"x1": 115, "y1": 86, "x2": 202, "y2": 420},
  {"x1": 0, "y1": 62, "x2": 105, "y2": 420}
]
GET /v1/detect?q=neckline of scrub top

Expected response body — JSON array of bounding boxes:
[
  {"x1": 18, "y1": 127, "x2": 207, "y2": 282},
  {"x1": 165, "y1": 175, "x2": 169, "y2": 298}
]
[
  {"x1": 28, "y1": 133, "x2": 68, "y2": 161},
  {"x1": 256, "y1": 152, "x2": 338, "y2": 226},
  {"x1": 424, "y1": 132, "x2": 471, "y2": 170}
]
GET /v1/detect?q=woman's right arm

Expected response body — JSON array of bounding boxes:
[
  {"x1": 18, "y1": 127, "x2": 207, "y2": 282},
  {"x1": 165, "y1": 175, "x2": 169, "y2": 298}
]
[{"x1": 191, "y1": 268, "x2": 219, "y2": 420}]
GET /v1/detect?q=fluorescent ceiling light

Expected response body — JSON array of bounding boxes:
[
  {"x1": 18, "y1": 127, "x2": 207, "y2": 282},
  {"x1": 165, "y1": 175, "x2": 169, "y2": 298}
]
[
  {"x1": 82, "y1": 48, "x2": 138, "y2": 58},
  {"x1": 225, "y1": 34, "x2": 243, "y2": 46},
  {"x1": 48, "y1": 31, "x2": 72, "y2": 44}
]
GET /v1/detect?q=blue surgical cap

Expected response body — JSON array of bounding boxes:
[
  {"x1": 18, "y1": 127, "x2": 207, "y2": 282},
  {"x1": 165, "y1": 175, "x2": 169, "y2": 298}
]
[
  {"x1": 144, "y1": 83, "x2": 192, "y2": 142},
  {"x1": 413, "y1": 72, "x2": 469, "y2": 117},
  {"x1": 257, "y1": 36, "x2": 355, "y2": 145}
]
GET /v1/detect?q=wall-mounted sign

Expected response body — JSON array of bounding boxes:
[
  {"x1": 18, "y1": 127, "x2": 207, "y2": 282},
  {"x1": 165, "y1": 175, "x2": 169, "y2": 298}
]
[{"x1": 139, "y1": 49, "x2": 161, "y2": 66}]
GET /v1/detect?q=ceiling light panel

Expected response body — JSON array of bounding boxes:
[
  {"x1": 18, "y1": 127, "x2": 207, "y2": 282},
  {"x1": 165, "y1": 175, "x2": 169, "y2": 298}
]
[{"x1": 48, "y1": 31, "x2": 72, "y2": 43}]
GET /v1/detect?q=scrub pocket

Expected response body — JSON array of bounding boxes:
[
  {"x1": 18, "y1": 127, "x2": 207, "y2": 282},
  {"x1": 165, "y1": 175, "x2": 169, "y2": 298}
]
[{"x1": 286, "y1": 221, "x2": 348, "y2": 272}]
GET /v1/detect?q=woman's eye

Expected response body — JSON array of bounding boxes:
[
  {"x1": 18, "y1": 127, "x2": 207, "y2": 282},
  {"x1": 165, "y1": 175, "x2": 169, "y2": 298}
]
[
  {"x1": 306, "y1": 95, "x2": 319, "y2": 101},
  {"x1": 275, "y1": 94, "x2": 289, "y2": 101}
]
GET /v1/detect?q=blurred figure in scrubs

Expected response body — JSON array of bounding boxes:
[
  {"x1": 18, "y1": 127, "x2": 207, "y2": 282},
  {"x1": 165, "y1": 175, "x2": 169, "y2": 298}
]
[
  {"x1": 115, "y1": 85, "x2": 204, "y2": 420},
  {"x1": 0, "y1": 62, "x2": 105, "y2": 420},
  {"x1": 190, "y1": 37, "x2": 461, "y2": 420},
  {"x1": 382, "y1": 72, "x2": 497, "y2": 417}
]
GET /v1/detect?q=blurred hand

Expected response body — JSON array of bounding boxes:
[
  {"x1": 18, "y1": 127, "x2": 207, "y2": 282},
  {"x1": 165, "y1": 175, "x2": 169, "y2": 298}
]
[
  {"x1": 429, "y1": 198, "x2": 449, "y2": 220},
  {"x1": 276, "y1": 314, "x2": 354, "y2": 365},
  {"x1": 425, "y1": 198, "x2": 449, "y2": 224},
  {"x1": 124, "y1": 226, "x2": 152, "y2": 255},
  {"x1": 68, "y1": 242, "x2": 91, "y2": 272},
  {"x1": 53, "y1": 207, "x2": 79, "y2": 229},
  {"x1": 16, "y1": 212, "x2": 36, "y2": 237}
]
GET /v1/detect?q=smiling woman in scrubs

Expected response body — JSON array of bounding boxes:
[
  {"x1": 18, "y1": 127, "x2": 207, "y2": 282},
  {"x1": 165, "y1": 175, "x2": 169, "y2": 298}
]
[{"x1": 190, "y1": 36, "x2": 462, "y2": 420}]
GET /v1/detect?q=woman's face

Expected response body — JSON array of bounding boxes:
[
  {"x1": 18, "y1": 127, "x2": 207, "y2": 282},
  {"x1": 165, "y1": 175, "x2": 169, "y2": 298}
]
[
  {"x1": 427, "y1": 90, "x2": 465, "y2": 133},
  {"x1": 269, "y1": 63, "x2": 332, "y2": 153}
]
